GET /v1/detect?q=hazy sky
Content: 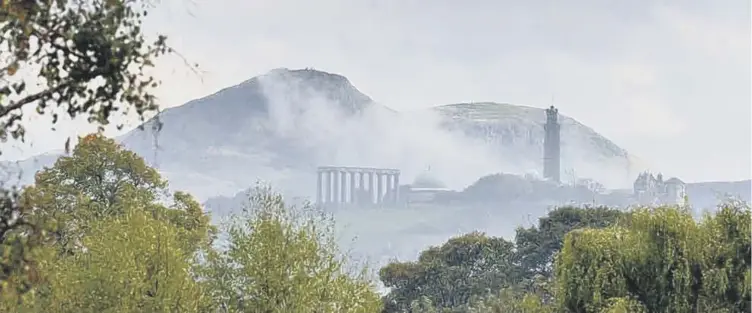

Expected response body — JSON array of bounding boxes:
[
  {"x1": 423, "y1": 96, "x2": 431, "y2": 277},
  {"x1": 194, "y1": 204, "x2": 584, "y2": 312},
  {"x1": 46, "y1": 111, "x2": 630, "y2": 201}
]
[{"x1": 2, "y1": 0, "x2": 750, "y2": 183}]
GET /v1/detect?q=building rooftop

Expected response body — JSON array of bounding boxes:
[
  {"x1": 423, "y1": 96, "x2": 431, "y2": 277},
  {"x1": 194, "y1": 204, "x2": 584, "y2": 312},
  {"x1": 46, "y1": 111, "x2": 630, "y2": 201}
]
[{"x1": 412, "y1": 171, "x2": 447, "y2": 189}]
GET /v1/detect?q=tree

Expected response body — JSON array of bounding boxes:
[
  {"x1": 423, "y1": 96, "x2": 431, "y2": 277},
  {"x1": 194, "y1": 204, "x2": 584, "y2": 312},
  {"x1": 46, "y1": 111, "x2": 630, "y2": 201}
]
[
  {"x1": 0, "y1": 186, "x2": 45, "y2": 301},
  {"x1": 554, "y1": 203, "x2": 751, "y2": 313},
  {"x1": 514, "y1": 206, "x2": 626, "y2": 280},
  {"x1": 380, "y1": 232, "x2": 519, "y2": 312},
  {"x1": 465, "y1": 288, "x2": 553, "y2": 313},
  {"x1": 1, "y1": 0, "x2": 183, "y2": 297},
  {"x1": 698, "y1": 201, "x2": 752, "y2": 311},
  {"x1": 0, "y1": 133, "x2": 214, "y2": 311},
  {"x1": 22, "y1": 133, "x2": 215, "y2": 256},
  {"x1": 12, "y1": 209, "x2": 211, "y2": 313},
  {"x1": 0, "y1": 0, "x2": 173, "y2": 140},
  {"x1": 200, "y1": 186, "x2": 382, "y2": 313}
]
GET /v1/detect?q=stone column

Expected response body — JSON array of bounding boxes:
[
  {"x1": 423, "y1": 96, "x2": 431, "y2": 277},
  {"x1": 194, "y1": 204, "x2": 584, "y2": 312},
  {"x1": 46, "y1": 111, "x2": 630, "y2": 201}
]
[
  {"x1": 394, "y1": 173, "x2": 400, "y2": 205},
  {"x1": 339, "y1": 170, "x2": 347, "y2": 205},
  {"x1": 359, "y1": 172, "x2": 366, "y2": 205},
  {"x1": 328, "y1": 171, "x2": 335, "y2": 203},
  {"x1": 376, "y1": 173, "x2": 383, "y2": 205},
  {"x1": 384, "y1": 174, "x2": 389, "y2": 205},
  {"x1": 349, "y1": 171, "x2": 356, "y2": 203},
  {"x1": 316, "y1": 171, "x2": 323, "y2": 205},
  {"x1": 333, "y1": 170, "x2": 340, "y2": 204},
  {"x1": 323, "y1": 171, "x2": 329, "y2": 203},
  {"x1": 331, "y1": 170, "x2": 337, "y2": 204},
  {"x1": 365, "y1": 172, "x2": 372, "y2": 205},
  {"x1": 386, "y1": 174, "x2": 394, "y2": 204},
  {"x1": 383, "y1": 174, "x2": 390, "y2": 204},
  {"x1": 370, "y1": 172, "x2": 377, "y2": 204}
]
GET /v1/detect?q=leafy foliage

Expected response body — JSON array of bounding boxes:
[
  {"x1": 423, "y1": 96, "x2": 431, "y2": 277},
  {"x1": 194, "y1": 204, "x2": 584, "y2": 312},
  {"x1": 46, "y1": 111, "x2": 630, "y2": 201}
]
[
  {"x1": 0, "y1": 0, "x2": 173, "y2": 141},
  {"x1": 200, "y1": 186, "x2": 383, "y2": 313},
  {"x1": 514, "y1": 206, "x2": 626, "y2": 279},
  {"x1": 18, "y1": 210, "x2": 210, "y2": 313},
  {"x1": 0, "y1": 187, "x2": 43, "y2": 300},
  {"x1": 1, "y1": 4, "x2": 748, "y2": 311},
  {"x1": 380, "y1": 232, "x2": 519, "y2": 312},
  {"x1": 554, "y1": 204, "x2": 751, "y2": 313},
  {"x1": 22, "y1": 133, "x2": 215, "y2": 256},
  {"x1": 0, "y1": 132, "x2": 749, "y2": 312},
  {"x1": 378, "y1": 206, "x2": 632, "y2": 313},
  {"x1": 466, "y1": 288, "x2": 553, "y2": 313},
  {"x1": 381, "y1": 204, "x2": 751, "y2": 313},
  {"x1": 0, "y1": 133, "x2": 217, "y2": 309},
  {"x1": 0, "y1": 0, "x2": 184, "y2": 297}
]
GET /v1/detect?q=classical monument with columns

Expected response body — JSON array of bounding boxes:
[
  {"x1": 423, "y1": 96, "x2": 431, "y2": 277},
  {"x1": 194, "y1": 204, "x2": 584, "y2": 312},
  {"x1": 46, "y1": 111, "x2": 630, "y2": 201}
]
[{"x1": 316, "y1": 166, "x2": 401, "y2": 208}]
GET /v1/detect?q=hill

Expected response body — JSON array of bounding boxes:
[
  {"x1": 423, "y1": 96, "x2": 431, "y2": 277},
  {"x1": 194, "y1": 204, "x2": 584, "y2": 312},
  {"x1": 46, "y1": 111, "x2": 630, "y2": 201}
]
[
  {"x1": 4, "y1": 68, "x2": 647, "y2": 200},
  {"x1": 430, "y1": 102, "x2": 646, "y2": 188}
]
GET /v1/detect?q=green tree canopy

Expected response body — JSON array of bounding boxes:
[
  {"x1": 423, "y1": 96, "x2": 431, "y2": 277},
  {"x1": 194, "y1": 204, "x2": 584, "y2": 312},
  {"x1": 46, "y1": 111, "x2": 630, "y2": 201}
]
[
  {"x1": 22, "y1": 133, "x2": 215, "y2": 256},
  {"x1": 380, "y1": 232, "x2": 519, "y2": 312},
  {"x1": 2, "y1": 133, "x2": 214, "y2": 311},
  {"x1": 1, "y1": 0, "x2": 182, "y2": 297},
  {"x1": 554, "y1": 203, "x2": 751, "y2": 313},
  {"x1": 514, "y1": 206, "x2": 627, "y2": 280},
  {"x1": 13, "y1": 209, "x2": 210, "y2": 313},
  {"x1": 0, "y1": 186, "x2": 44, "y2": 300},
  {"x1": 200, "y1": 186, "x2": 382, "y2": 313}
]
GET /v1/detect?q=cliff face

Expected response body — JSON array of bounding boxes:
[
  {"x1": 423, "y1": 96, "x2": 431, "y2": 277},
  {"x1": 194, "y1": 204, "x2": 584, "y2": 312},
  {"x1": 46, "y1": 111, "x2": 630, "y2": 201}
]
[{"x1": 1, "y1": 68, "x2": 645, "y2": 200}]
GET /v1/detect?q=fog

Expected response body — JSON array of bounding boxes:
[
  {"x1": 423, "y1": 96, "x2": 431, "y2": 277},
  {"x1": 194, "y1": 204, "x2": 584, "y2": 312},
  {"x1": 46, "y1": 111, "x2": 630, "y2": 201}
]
[
  {"x1": 1, "y1": 67, "x2": 748, "y2": 272},
  {"x1": 200, "y1": 69, "x2": 636, "y2": 266},
  {"x1": 256, "y1": 69, "x2": 515, "y2": 192},
  {"x1": 0, "y1": 67, "x2": 650, "y2": 203}
]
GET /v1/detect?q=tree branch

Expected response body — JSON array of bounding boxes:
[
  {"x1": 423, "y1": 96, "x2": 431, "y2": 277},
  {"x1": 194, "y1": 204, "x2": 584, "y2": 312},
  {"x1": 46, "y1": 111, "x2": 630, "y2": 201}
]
[
  {"x1": 0, "y1": 64, "x2": 112, "y2": 120},
  {"x1": 0, "y1": 81, "x2": 70, "y2": 119}
]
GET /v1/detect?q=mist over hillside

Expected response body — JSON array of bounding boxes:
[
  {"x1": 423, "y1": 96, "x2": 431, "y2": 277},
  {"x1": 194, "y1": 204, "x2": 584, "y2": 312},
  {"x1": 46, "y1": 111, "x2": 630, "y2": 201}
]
[
  {"x1": 2, "y1": 67, "x2": 748, "y2": 272},
  {"x1": 202, "y1": 172, "x2": 750, "y2": 268},
  {"x1": 1, "y1": 68, "x2": 650, "y2": 201},
  {"x1": 431, "y1": 102, "x2": 645, "y2": 188},
  {"x1": 202, "y1": 173, "x2": 621, "y2": 266}
]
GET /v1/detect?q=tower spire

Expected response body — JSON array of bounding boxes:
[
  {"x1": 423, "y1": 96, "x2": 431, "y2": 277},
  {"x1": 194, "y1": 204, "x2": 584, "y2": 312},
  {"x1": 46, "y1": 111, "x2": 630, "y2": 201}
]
[{"x1": 543, "y1": 104, "x2": 561, "y2": 183}]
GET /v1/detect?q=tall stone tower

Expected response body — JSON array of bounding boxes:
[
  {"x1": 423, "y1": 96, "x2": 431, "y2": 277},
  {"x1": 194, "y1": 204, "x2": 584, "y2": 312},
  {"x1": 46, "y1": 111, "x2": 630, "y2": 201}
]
[{"x1": 543, "y1": 105, "x2": 561, "y2": 183}]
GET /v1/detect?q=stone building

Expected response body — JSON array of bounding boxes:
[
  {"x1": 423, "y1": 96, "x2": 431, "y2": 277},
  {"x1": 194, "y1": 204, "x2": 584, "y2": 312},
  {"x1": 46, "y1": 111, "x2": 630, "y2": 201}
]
[
  {"x1": 633, "y1": 172, "x2": 687, "y2": 205},
  {"x1": 316, "y1": 166, "x2": 400, "y2": 208},
  {"x1": 404, "y1": 171, "x2": 451, "y2": 206}
]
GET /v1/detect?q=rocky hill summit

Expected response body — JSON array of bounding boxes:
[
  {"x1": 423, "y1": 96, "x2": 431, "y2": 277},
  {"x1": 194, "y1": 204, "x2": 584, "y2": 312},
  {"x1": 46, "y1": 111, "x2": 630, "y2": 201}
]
[{"x1": 2, "y1": 68, "x2": 646, "y2": 200}]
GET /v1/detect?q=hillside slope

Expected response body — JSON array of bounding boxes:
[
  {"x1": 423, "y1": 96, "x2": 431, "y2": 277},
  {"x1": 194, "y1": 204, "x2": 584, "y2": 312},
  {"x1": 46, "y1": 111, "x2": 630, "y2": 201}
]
[
  {"x1": 3, "y1": 68, "x2": 646, "y2": 200},
  {"x1": 431, "y1": 102, "x2": 647, "y2": 188}
]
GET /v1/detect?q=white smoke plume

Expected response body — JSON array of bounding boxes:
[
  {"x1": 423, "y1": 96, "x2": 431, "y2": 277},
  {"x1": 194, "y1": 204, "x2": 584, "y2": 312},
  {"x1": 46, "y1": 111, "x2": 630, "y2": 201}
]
[{"x1": 256, "y1": 69, "x2": 515, "y2": 192}]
